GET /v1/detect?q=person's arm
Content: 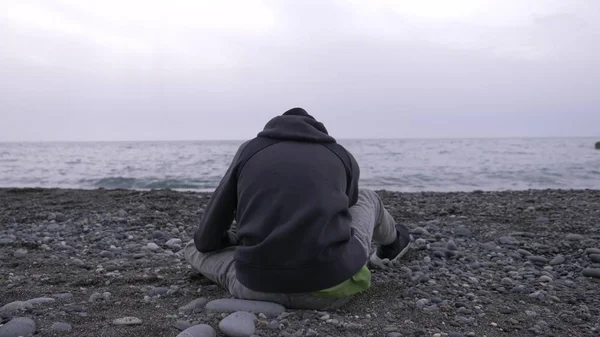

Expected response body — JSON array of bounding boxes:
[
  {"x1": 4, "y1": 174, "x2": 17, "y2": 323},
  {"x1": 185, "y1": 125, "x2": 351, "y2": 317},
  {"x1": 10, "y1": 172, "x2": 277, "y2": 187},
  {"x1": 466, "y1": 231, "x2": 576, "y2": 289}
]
[
  {"x1": 346, "y1": 150, "x2": 361, "y2": 207},
  {"x1": 193, "y1": 141, "x2": 249, "y2": 252}
]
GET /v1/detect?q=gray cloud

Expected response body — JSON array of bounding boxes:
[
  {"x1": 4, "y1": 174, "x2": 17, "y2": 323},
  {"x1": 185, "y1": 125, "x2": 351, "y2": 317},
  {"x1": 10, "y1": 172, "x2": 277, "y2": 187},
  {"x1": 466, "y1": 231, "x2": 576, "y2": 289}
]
[{"x1": 1, "y1": 0, "x2": 598, "y2": 141}]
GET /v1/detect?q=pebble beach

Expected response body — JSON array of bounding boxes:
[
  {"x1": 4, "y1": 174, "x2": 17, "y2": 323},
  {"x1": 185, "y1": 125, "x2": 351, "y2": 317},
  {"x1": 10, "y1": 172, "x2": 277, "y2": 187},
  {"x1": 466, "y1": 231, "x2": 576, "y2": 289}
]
[{"x1": 1, "y1": 187, "x2": 599, "y2": 337}]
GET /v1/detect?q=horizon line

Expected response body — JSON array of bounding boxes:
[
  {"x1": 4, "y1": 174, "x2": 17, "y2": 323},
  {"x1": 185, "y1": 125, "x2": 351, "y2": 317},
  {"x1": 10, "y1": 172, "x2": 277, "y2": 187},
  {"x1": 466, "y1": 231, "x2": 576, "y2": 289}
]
[{"x1": 1, "y1": 135, "x2": 599, "y2": 143}]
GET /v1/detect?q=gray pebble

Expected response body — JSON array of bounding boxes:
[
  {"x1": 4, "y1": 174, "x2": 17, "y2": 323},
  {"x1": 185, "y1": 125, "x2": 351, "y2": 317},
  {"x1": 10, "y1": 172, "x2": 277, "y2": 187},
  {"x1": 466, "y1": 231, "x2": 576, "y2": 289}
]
[
  {"x1": 268, "y1": 320, "x2": 280, "y2": 330},
  {"x1": 179, "y1": 297, "x2": 208, "y2": 312},
  {"x1": 566, "y1": 233, "x2": 584, "y2": 241},
  {"x1": 589, "y1": 254, "x2": 600, "y2": 263},
  {"x1": 446, "y1": 240, "x2": 458, "y2": 251},
  {"x1": 498, "y1": 236, "x2": 519, "y2": 245},
  {"x1": 412, "y1": 227, "x2": 430, "y2": 236},
  {"x1": 0, "y1": 301, "x2": 32, "y2": 316},
  {"x1": 147, "y1": 242, "x2": 160, "y2": 251},
  {"x1": 585, "y1": 248, "x2": 600, "y2": 255},
  {"x1": 147, "y1": 287, "x2": 170, "y2": 297},
  {"x1": 582, "y1": 268, "x2": 600, "y2": 279},
  {"x1": 206, "y1": 299, "x2": 285, "y2": 318},
  {"x1": 454, "y1": 227, "x2": 472, "y2": 237},
  {"x1": 112, "y1": 317, "x2": 142, "y2": 325},
  {"x1": 415, "y1": 299, "x2": 429, "y2": 309},
  {"x1": 99, "y1": 250, "x2": 114, "y2": 258},
  {"x1": 89, "y1": 292, "x2": 103, "y2": 302},
  {"x1": 527, "y1": 256, "x2": 548, "y2": 265},
  {"x1": 550, "y1": 255, "x2": 565, "y2": 265},
  {"x1": 517, "y1": 249, "x2": 533, "y2": 256},
  {"x1": 501, "y1": 277, "x2": 514, "y2": 286},
  {"x1": 14, "y1": 248, "x2": 28, "y2": 257},
  {"x1": 176, "y1": 324, "x2": 216, "y2": 337},
  {"x1": 539, "y1": 275, "x2": 553, "y2": 283},
  {"x1": 0, "y1": 317, "x2": 36, "y2": 337},
  {"x1": 218, "y1": 311, "x2": 256, "y2": 337},
  {"x1": 50, "y1": 322, "x2": 72, "y2": 332},
  {"x1": 448, "y1": 333, "x2": 466, "y2": 337},
  {"x1": 52, "y1": 293, "x2": 73, "y2": 302},
  {"x1": 172, "y1": 320, "x2": 193, "y2": 331},
  {"x1": 387, "y1": 333, "x2": 403, "y2": 337}
]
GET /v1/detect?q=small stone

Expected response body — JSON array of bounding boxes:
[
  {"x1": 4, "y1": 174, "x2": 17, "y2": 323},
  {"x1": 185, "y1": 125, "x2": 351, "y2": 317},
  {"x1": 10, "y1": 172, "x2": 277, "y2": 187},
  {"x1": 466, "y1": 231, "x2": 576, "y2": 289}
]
[
  {"x1": 527, "y1": 256, "x2": 548, "y2": 265},
  {"x1": 179, "y1": 298, "x2": 208, "y2": 312},
  {"x1": 501, "y1": 277, "x2": 514, "y2": 286},
  {"x1": 498, "y1": 236, "x2": 519, "y2": 245},
  {"x1": 89, "y1": 292, "x2": 103, "y2": 302},
  {"x1": 589, "y1": 254, "x2": 600, "y2": 263},
  {"x1": 0, "y1": 301, "x2": 32, "y2": 316},
  {"x1": 147, "y1": 242, "x2": 160, "y2": 251},
  {"x1": 550, "y1": 255, "x2": 565, "y2": 265},
  {"x1": 0, "y1": 317, "x2": 36, "y2": 337},
  {"x1": 268, "y1": 320, "x2": 280, "y2": 330},
  {"x1": 448, "y1": 333, "x2": 466, "y2": 337},
  {"x1": 176, "y1": 324, "x2": 216, "y2": 337},
  {"x1": 14, "y1": 248, "x2": 28, "y2": 257},
  {"x1": 206, "y1": 299, "x2": 285, "y2": 318},
  {"x1": 147, "y1": 287, "x2": 170, "y2": 297},
  {"x1": 585, "y1": 248, "x2": 600, "y2": 255},
  {"x1": 517, "y1": 249, "x2": 533, "y2": 256},
  {"x1": 416, "y1": 299, "x2": 429, "y2": 309},
  {"x1": 25, "y1": 297, "x2": 55, "y2": 306},
  {"x1": 447, "y1": 240, "x2": 458, "y2": 251},
  {"x1": 539, "y1": 276, "x2": 553, "y2": 283},
  {"x1": 423, "y1": 256, "x2": 431, "y2": 263},
  {"x1": 99, "y1": 250, "x2": 115, "y2": 258},
  {"x1": 218, "y1": 311, "x2": 256, "y2": 337},
  {"x1": 53, "y1": 293, "x2": 73, "y2": 302},
  {"x1": 113, "y1": 317, "x2": 142, "y2": 325},
  {"x1": 166, "y1": 238, "x2": 182, "y2": 248},
  {"x1": 51, "y1": 322, "x2": 73, "y2": 332},
  {"x1": 306, "y1": 329, "x2": 318, "y2": 336},
  {"x1": 172, "y1": 320, "x2": 193, "y2": 331},
  {"x1": 454, "y1": 227, "x2": 472, "y2": 237},
  {"x1": 412, "y1": 227, "x2": 430, "y2": 236},
  {"x1": 582, "y1": 268, "x2": 600, "y2": 279},
  {"x1": 566, "y1": 233, "x2": 584, "y2": 241}
]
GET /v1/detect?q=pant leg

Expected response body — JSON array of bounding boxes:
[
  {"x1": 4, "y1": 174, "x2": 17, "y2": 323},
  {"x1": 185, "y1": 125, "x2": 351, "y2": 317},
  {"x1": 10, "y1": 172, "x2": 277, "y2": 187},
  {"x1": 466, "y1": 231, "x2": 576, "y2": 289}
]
[
  {"x1": 184, "y1": 240, "x2": 238, "y2": 292},
  {"x1": 184, "y1": 240, "x2": 291, "y2": 306},
  {"x1": 184, "y1": 240, "x2": 352, "y2": 310},
  {"x1": 349, "y1": 189, "x2": 398, "y2": 256}
]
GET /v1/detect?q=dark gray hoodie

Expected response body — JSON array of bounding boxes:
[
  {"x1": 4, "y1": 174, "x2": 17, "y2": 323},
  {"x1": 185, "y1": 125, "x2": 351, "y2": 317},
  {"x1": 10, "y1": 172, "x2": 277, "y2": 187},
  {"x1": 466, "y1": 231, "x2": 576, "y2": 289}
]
[{"x1": 193, "y1": 107, "x2": 364, "y2": 293}]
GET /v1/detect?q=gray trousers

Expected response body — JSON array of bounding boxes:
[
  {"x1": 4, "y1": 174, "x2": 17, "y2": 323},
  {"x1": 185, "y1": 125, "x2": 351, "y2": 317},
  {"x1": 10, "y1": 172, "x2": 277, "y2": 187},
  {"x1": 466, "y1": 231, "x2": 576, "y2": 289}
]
[{"x1": 184, "y1": 189, "x2": 397, "y2": 310}]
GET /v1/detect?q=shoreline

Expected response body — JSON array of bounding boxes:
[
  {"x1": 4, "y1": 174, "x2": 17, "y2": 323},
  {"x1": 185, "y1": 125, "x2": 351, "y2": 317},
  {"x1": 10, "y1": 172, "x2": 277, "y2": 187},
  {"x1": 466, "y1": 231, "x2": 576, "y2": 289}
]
[
  {"x1": 1, "y1": 188, "x2": 599, "y2": 336},
  {"x1": 2, "y1": 186, "x2": 600, "y2": 194}
]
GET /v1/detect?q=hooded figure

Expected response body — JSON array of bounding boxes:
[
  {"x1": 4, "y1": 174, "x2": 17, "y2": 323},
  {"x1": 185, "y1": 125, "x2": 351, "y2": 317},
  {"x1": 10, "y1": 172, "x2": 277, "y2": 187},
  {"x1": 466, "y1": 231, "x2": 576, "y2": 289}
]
[{"x1": 186, "y1": 107, "x2": 413, "y2": 309}]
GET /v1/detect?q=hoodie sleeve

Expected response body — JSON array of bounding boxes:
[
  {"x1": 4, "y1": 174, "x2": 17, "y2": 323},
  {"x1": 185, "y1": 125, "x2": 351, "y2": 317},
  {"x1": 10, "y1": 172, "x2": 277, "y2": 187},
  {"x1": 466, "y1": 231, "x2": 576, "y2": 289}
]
[
  {"x1": 193, "y1": 141, "x2": 249, "y2": 253},
  {"x1": 346, "y1": 150, "x2": 361, "y2": 207}
]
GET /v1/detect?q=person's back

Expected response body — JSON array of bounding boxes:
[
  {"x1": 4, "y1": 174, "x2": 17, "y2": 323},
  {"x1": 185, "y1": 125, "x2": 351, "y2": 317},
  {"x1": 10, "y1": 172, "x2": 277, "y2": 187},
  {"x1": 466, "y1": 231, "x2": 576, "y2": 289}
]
[{"x1": 186, "y1": 107, "x2": 413, "y2": 310}]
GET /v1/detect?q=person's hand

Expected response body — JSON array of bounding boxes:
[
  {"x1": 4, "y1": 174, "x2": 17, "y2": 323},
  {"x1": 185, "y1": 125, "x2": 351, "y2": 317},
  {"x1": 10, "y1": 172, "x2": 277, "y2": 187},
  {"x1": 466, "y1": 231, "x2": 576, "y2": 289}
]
[{"x1": 221, "y1": 230, "x2": 239, "y2": 247}]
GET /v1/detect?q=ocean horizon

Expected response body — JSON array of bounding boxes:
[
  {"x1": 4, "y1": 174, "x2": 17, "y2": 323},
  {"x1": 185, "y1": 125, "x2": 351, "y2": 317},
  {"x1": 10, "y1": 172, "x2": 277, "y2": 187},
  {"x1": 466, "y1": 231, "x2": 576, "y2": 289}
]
[{"x1": 1, "y1": 137, "x2": 599, "y2": 193}]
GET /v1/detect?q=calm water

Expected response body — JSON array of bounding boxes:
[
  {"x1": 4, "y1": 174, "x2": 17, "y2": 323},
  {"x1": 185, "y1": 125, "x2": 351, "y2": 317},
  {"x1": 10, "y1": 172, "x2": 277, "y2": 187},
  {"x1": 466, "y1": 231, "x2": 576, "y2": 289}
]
[{"x1": 0, "y1": 138, "x2": 599, "y2": 192}]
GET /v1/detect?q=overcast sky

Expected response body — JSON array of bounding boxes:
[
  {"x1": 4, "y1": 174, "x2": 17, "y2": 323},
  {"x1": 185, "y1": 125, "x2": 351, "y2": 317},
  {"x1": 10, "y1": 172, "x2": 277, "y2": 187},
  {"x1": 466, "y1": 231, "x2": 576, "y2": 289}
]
[{"x1": 1, "y1": 0, "x2": 598, "y2": 141}]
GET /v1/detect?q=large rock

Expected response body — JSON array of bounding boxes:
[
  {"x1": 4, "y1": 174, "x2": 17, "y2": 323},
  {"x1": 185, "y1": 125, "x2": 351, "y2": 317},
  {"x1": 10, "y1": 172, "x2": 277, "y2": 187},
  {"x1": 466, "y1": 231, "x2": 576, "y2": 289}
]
[
  {"x1": 0, "y1": 301, "x2": 32, "y2": 316},
  {"x1": 218, "y1": 311, "x2": 256, "y2": 337},
  {"x1": 205, "y1": 299, "x2": 285, "y2": 318},
  {"x1": 0, "y1": 317, "x2": 36, "y2": 337},
  {"x1": 595, "y1": 141, "x2": 600, "y2": 150}
]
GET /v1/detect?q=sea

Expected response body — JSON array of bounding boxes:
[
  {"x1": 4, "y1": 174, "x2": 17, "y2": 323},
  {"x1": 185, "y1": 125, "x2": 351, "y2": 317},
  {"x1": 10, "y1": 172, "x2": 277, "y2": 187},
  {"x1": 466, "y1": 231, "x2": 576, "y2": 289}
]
[{"x1": 0, "y1": 138, "x2": 599, "y2": 193}]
